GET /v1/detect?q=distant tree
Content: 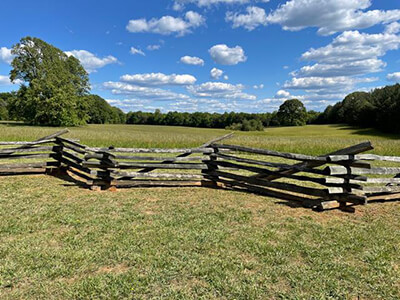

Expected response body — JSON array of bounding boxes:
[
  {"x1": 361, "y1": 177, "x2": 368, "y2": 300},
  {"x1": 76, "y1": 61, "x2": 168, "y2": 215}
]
[
  {"x1": 268, "y1": 111, "x2": 280, "y2": 126},
  {"x1": 277, "y1": 99, "x2": 307, "y2": 126},
  {"x1": 241, "y1": 119, "x2": 264, "y2": 131},
  {"x1": 84, "y1": 95, "x2": 111, "y2": 124},
  {"x1": 315, "y1": 105, "x2": 333, "y2": 124},
  {"x1": 82, "y1": 94, "x2": 125, "y2": 124},
  {"x1": 226, "y1": 119, "x2": 264, "y2": 131},
  {"x1": 110, "y1": 106, "x2": 126, "y2": 124},
  {"x1": 306, "y1": 110, "x2": 321, "y2": 124},
  {"x1": 340, "y1": 92, "x2": 375, "y2": 126},
  {"x1": 9, "y1": 36, "x2": 90, "y2": 126}
]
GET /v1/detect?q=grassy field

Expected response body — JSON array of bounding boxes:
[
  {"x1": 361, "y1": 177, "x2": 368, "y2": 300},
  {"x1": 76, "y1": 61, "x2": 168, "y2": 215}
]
[
  {"x1": 0, "y1": 122, "x2": 400, "y2": 155},
  {"x1": 0, "y1": 123, "x2": 400, "y2": 299}
]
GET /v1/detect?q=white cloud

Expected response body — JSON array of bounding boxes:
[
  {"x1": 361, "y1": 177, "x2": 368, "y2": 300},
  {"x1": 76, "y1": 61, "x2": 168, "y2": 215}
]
[
  {"x1": 0, "y1": 75, "x2": 12, "y2": 86},
  {"x1": 172, "y1": 2, "x2": 185, "y2": 11},
  {"x1": 120, "y1": 73, "x2": 197, "y2": 86},
  {"x1": 283, "y1": 76, "x2": 377, "y2": 92},
  {"x1": 294, "y1": 30, "x2": 400, "y2": 93},
  {"x1": 126, "y1": 11, "x2": 205, "y2": 36},
  {"x1": 209, "y1": 44, "x2": 247, "y2": 65},
  {"x1": 266, "y1": 0, "x2": 400, "y2": 35},
  {"x1": 226, "y1": 6, "x2": 267, "y2": 30},
  {"x1": 185, "y1": 11, "x2": 205, "y2": 27},
  {"x1": 187, "y1": 81, "x2": 256, "y2": 100},
  {"x1": 293, "y1": 58, "x2": 386, "y2": 78},
  {"x1": 106, "y1": 99, "x2": 153, "y2": 112},
  {"x1": 147, "y1": 44, "x2": 161, "y2": 51},
  {"x1": 0, "y1": 47, "x2": 13, "y2": 64},
  {"x1": 130, "y1": 47, "x2": 145, "y2": 56},
  {"x1": 253, "y1": 84, "x2": 264, "y2": 89},
  {"x1": 253, "y1": 98, "x2": 286, "y2": 110},
  {"x1": 65, "y1": 50, "x2": 118, "y2": 73},
  {"x1": 283, "y1": 29, "x2": 400, "y2": 100},
  {"x1": 385, "y1": 22, "x2": 400, "y2": 34},
  {"x1": 210, "y1": 67, "x2": 224, "y2": 79},
  {"x1": 0, "y1": 75, "x2": 21, "y2": 86},
  {"x1": 103, "y1": 81, "x2": 191, "y2": 101},
  {"x1": 387, "y1": 72, "x2": 400, "y2": 82},
  {"x1": 180, "y1": 55, "x2": 204, "y2": 66},
  {"x1": 275, "y1": 89, "x2": 290, "y2": 98},
  {"x1": 223, "y1": 75, "x2": 229, "y2": 80}
]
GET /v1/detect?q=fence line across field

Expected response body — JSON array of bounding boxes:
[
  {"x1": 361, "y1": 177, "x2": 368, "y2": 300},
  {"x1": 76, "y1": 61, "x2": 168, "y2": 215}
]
[{"x1": 1, "y1": 129, "x2": 400, "y2": 212}]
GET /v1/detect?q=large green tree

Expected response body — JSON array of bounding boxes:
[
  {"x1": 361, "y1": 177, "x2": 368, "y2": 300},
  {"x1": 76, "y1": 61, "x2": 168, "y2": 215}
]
[
  {"x1": 277, "y1": 99, "x2": 308, "y2": 126},
  {"x1": 9, "y1": 37, "x2": 90, "y2": 126},
  {"x1": 372, "y1": 84, "x2": 400, "y2": 133}
]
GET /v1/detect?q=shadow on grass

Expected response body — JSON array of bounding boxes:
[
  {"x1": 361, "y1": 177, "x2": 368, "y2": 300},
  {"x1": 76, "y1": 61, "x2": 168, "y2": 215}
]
[
  {"x1": 328, "y1": 124, "x2": 400, "y2": 140},
  {"x1": 46, "y1": 169, "x2": 89, "y2": 189}
]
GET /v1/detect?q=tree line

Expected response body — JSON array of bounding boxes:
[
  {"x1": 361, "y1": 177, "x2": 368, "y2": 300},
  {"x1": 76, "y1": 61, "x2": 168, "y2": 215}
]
[
  {"x1": 125, "y1": 99, "x2": 318, "y2": 130},
  {"x1": 316, "y1": 84, "x2": 400, "y2": 133}
]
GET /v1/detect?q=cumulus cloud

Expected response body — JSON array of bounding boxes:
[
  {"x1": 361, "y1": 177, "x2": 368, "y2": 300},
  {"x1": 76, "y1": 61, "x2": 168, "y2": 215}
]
[
  {"x1": 253, "y1": 84, "x2": 264, "y2": 89},
  {"x1": 226, "y1": 6, "x2": 267, "y2": 30},
  {"x1": 293, "y1": 58, "x2": 386, "y2": 78},
  {"x1": 385, "y1": 22, "x2": 400, "y2": 34},
  {"x1": 120, "y1": 72, "x2": 197, "y2": 86},
  {"x1": 106, "y1": 99, "x2": 154, "y2": 112},
  {"x1": 266, "y1": 0, "x2": 400, "y2": 35},
  {"x1": 180, "y1": 55, "x2": 204, "y2": 66},
  {"x1": 301, "y1": 31, "x2": 400, "y2": 64},
  {"x1": 283, "y1": 29, "x2": 400, "y2": 100},
  {"x1": 283, "y1": 76, "x2": 377, "y2": 92},
  {"x1": 0, "y1": 47, "x2": 13, "y2": 64},
  {"x1": 126, "y1": 11, "x2": 205, "y2": 36},
  {"x1": 103, "y1": 81, "x2": 191, "y2": 101},
  {"x1": 130, "y1": 47, "x2": 145, "y2": 56},
  {"x1": 210, "y1": 67, "x2": 224, "y2": 79},
  {"x1": 187, "y1": 81, "x2": 256, "y2": 100},
  {"x1": 275, "y1": 89, "x2": 291, "y2": 98},
  {"x1": 65, "y1": 50, "x2": 118, "y2": 73},
  {"x1": 387, "y1": 72, "x2": 400, "y2": 82},
  {"x1": 209, "y1": 44, "x2": 247, "y2": 65}
]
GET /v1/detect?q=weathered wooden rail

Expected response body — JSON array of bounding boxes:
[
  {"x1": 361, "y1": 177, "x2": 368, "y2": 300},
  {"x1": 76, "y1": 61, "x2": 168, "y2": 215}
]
[{"x1": 1, "y1": 130, "x2": 400, "y2": 211}]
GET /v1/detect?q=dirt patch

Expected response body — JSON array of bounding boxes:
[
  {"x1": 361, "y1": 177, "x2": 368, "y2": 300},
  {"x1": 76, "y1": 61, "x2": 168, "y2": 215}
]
[{"x1": 95, "y1": 263, "x2": 130, "y2": 275}]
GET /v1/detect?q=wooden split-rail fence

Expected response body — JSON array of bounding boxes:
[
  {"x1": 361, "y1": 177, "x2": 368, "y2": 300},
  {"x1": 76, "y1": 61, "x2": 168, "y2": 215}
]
[{"x1": 1, "y1": 129, "x2": 400, "y2": 211}]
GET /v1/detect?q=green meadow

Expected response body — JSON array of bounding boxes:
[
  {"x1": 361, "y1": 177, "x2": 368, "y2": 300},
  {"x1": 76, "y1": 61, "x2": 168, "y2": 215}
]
[
  {"x1": 0, "y1": 123, "x2": 399, "y2": 299},
  {"x1": 1, "y1": 123, "x2": 400, "y2": 155}
]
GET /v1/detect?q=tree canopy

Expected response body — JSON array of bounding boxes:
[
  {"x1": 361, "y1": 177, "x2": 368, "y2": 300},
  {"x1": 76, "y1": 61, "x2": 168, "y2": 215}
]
[
  {"x1": 83, "y1": 95, "x2": 126, "y2": 124},
  {"x1": 9, "y1": 37, "x2": 90, "y2": 126},
  {"x1": 317, "y1": 84, "x2": 400, "y2": 133},
  {"x1": 276, "y1": 99, "x2": 308, "y2": 126}
]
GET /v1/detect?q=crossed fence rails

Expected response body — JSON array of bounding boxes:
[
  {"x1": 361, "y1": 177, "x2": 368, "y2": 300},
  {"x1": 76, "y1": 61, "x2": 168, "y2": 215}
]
[{"x1": 1, "y1": 129, "x2": 400, "y2": 211}]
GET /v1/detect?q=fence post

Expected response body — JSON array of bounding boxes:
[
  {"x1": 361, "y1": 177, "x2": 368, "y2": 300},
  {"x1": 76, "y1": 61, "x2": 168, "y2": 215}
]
[{"x1": 201, "y1": 145, "x2": 220, "y2": 188}]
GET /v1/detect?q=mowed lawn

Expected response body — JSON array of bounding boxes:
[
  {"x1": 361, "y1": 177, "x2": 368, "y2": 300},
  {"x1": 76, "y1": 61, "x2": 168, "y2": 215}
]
[{"x1": 0, "y1": 124, "x2": 400, "y2": 299}]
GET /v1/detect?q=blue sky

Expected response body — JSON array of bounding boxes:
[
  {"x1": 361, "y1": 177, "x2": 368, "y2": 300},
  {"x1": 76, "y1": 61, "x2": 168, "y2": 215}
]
[{"x1": 0, "y1": 0, "x2": 399, "y2": 113}]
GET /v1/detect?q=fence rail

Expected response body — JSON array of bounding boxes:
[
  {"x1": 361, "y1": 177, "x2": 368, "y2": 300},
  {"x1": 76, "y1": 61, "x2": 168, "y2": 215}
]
[{"x1": 1, "y1": 130, "x2": 400, "y2": 211}]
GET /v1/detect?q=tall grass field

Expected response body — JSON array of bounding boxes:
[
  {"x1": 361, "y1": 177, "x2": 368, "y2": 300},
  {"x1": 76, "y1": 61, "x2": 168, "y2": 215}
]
[{"x1": 0, "y1": 123, "x2": 399, "y2": 299}]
